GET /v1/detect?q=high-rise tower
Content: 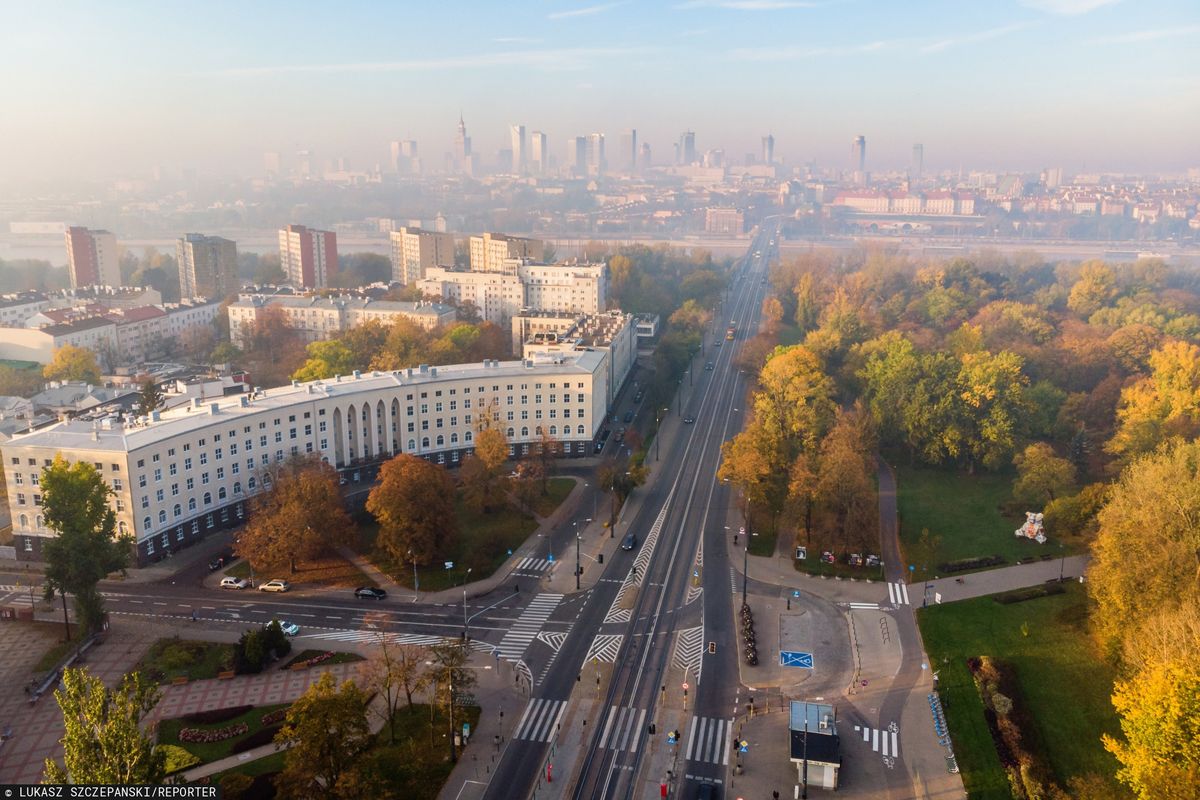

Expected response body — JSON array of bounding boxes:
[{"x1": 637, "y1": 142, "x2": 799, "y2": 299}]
[{"x1": 851, "y1": 135, "x2": 866, "y2": 173}]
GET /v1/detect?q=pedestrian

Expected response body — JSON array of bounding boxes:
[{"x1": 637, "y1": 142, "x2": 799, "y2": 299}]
[{"x1": 191, "y1": 609, "x2": 196, "y2": 622}]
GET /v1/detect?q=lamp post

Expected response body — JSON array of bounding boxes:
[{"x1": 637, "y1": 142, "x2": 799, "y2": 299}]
[
  {"x1": 462, "y1": 568, "x2": 472, "y2": 637},
  {"x1": 655, "y1": 407, "x2": 668, "y2": 461},
  {"x1": 408, "y1": 549, "x2": 419, "y2": 593},
  {"x1": 1058, "y1": 543, "x2": 1065, "y2": 582}
]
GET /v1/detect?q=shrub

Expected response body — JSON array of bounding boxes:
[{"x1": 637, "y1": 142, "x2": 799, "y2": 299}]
[
  {"x1": 993, "y1": 584, "x2": 1066, "y2": 605},
  {"x1": 234, "y1": 629, "x2": 267, "y2": 675},
  {"x1": 938, "y1": 555, "x2": 1005, "y2": 573},
  {"x1": 182, "y1": 705, "x2": 254, "y2": 725},
  {"x1": 229, "y1": 724, "x2": 283, "y2": 754},
  {"x1": 262, "y1": 620, "x2": 291, "y2": 660},
  {"x1": 178, "y1": 722, "x2": 248, "y2": 743},
  {"x1": 158, "y1": 642, "x2": 199, "y2": 672},
  {"x1": 158, "y1": 744, "x2": 200, "y2": 775},
  {"x1": 217, "y1": 773, "x2": 253, "y2": 800},
  {"x1": 260, "y1": 707, "x2": 289, "y2": 726}
]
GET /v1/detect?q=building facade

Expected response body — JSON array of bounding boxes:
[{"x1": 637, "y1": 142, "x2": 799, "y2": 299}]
[
  {"x1": 279, "y1": 225, "x2": 338, "y2": 289},
  {"x1": 226, "y1": 294, "x2": 456, "y2": 347},
  {"x1": 389, "y1": 227, "x2": 455, "y2": 285},
  {"x1": 177, "y1": 234, "x2": 238, "y2": 301},
  {"x1": 417, "y1": 262, "x2": 606, "y2": 326},
  {"x1": 705, "y1": 207, "x2": 745, "y2": 235},
  {"x1": 2, "y1": 353, "x2": 610, "y2": 564},
  {"x1": 64, "y1": 227, "x2": 120, "y2": 288},
  {"x1": 468, "y1": 233, "x2": 544, "y2": 273}
]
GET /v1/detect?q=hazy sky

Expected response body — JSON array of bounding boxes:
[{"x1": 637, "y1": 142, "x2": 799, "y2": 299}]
[{"x1": 1, "y1": 0, "x2": 1197, "y2": 185}]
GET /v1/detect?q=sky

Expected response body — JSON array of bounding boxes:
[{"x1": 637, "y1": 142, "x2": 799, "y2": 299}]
[{"x1": 0, "y1": 0, "x2": 1197, "y2": 185}]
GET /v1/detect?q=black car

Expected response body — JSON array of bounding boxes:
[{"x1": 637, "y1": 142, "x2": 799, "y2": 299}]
[
  {"x1": 623, "y1": 410, "x2": 634, "y2": 423},
  {"x1": 705, "y1": 362, "x2": 714, "y2": 371},
  {"x1": 355, "y1": 587, "x2": 387, "y2": 600},
  {"x1": 621, "y1": 533, "x2": 638, "y2": 551},
  {"x1": 207, "y1": 551, "x2": 233, "y2": 571},
  {"x1": 594, "y1": 440, "x2": 605, "y2": 453}
]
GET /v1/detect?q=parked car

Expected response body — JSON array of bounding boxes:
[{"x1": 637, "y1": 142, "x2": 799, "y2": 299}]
[
  {"x1": 623, "y1": 410, "x2": 634, "y2": 423},
  {"x1": 259, "y1": 579, "x2": 291, "y2": 593},
  {"x1": 621, "y1": 533, "x2": 638, "y2": 551},
  {"x1": 219, "y1": 577, "x2": 248, "y2": 590},
  {"x1": 683, "y1": 416, "x2": 695, "y2": 424},
  {"x1": 705, "y1": 361, "x2": 714, "y2": 371},
  {"x1": 275, "y1": 620, "x2": 300, "y2": 636},
  {"x1": 600, "y1": 428, "x2": 611, "y2": 441},
  {"x1": 865, "y1": 554, "x2": 882, "y2": 568},
  {"x1": 713, "y1": 340, "x2": 722, "y2": 347},
  {"x1": 207, "y1": 551, "x2": 233, "y2": 572},
  {"x1": 615, "y1": 428, "x2": 626, "y2": 442},
  {"x1": 355, "y1": 587, "x2": 387, "y2": 600}
]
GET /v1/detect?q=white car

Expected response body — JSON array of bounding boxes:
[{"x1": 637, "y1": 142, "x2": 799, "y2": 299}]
[
  {"x1": 277, "y1": 620, "x2": 300, "y2": 636},
  {"x1": 258, "y1": 579, "x2": 291, "y2": 593},
  {"x1": 219, "y1": 576, "x2": 248, "y2": 590}
]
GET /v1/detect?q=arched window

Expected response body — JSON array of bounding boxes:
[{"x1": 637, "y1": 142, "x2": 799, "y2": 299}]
[
  {"x1": 549, "y1": 425, "x2": 557, "y2": 436},
  {"x1": 536, "y1": 426, "x2": 543, "y2": 435},
  {"x1": 233, "y1": 481, "x2": 242, "y2": 495},
  {"x1": 188, "y1": 497, "x2": 197, "y2": 511},
  {"x1": 248, "y1": 476, "x2": 257, "y2": 490},
  {"x1": 18, "y1": 514, "x2": 27, "y2": 529},
  {"x1": 465, "y1": 431, "x2": 473, "y2": 442},
  {"x1": 507, "y1": 427, "x2": 515, "y2": 438},
  {"x1": 450, "y1": 432, "x2": 459, "y2": 444},
  {"x1": 203, "y1": 491, "x2": 212, "y2": 506},
  {"x1": 158, "y1": 509, "x2": 167, "y2": 524},
  {"x1": 36, "y1": 515, "x2": 43, "y2": 528},
  {"x1": 408, "y1": 439, "x2": 416, "y2": 451},
  {"x1": 521, "y1": 426, "x2": 529, "y2": 437},
  {"x1": 422, "y1": 437, "x2": 430, "y2": 448},
  {"x1": 143, "y1": 516, "x2": 152, "y2": 531},
  {"x1": 577, "y1": 425, "x2": 586, "y2": 435},
  {"x1": 218, "y1": 487, "x2": 227, "y2": 501},
  {"x1": 436, "y1": 434, "x2": 444, "y2": 446},
  {"x1": 173, "y1": 503, "x2": 181, "y2": 518}
]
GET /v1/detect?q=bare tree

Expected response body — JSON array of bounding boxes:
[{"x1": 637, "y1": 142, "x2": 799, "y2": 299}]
[{"x1": 356, "y1": 612, "x2": 428, "y2": 744}]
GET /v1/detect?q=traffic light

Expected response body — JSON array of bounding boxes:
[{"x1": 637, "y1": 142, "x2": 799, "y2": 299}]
[{"x1": 707, "y1": 641, "x2": 716, "y2": 654}]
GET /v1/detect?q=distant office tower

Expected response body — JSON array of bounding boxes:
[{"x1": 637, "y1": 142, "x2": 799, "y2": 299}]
[
  {"x1": 705, "y1": 208, "x2": 745, "y2": 235},
  {"x1": 1044, "y1": 167, "x2": 1063, "y2": 188},
  {"x1": 390, "y1": 140, "x2": 402, "y2": 172},
  {"x1": 587, "y1": 133, "x2": 606, "y2": 175},
  {"x1": 264, "y1": 152, "x2": 281, "y2": 176},
  {"x1": 619, "y1": 129, "x2": 637, "y2": 172},
  {"x1": 530, "y1": 131, "x2": 548, "y2": 175},
  {"x1": 761, "y1": 134, "x2": 775, "y2": 165},
  {"x1": 296, "y1": 150, "x2": 313, "y2": 177},
  {"x1": 678, "y1": 131, "x2": 696, "y2": 165},
  {"x1": 177, "y1": 234, "x2": 238, "y2": 300},
  {"x1": 639, "y1": 142, "x2": 652, "y2": 168},
  {"x1": 703, "y1": 149, "x2": 725, "y2": 168},
  {"x1": 454, "y1": 115, "x2": 472, "y2": 171},
  {"x1": 279, "y1": 224, "x2": 338, "y2": 289},
  {"x1": 568, "y1": 137, "x2": 588, "y2": 176},
  {"x1": 389, "y1": 227, "x2": 454, "y2": 285},
  {"x1": 852, "y1": 136, "x2": 866, "y2": 173},
  {"x1": 911, "y1": 144, "x2": 924, "y2": 178},
  {"x1": 511, "y1": 124, "x2": 527, "y2": 175},
  {"x1": 470, "y1": 233, "x2": 544, "y2": 273},
  {"x1": 64, "y1": 227, "x2": 120, "y2": 288}
]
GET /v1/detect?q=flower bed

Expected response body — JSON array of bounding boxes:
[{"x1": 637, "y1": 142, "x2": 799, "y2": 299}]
[
  {"x1": 305, "y1": 651, "x2": 335, "y2": 667},
  {"x1": 260, "y1": 707, "x2": 289, "y2": 726},
  {"x1": 179, "y1": 722, "x2": 248, "y2": 744}
]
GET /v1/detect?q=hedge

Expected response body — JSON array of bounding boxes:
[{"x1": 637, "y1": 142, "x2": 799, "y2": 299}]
[
  {"x1": 229, "y1": 724, "x2": 284, "y2": 754},
  {"x1": 938, "y1": 555, "x2": 1006, "y2": 573},
  {"x1": 992, "y1": 584, "x2": 1066, "y2": 605},
  {"x1": 178, "y1": 722, "x2": 248, "y2": 744}
]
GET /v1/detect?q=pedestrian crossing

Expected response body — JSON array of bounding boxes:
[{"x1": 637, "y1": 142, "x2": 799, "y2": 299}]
[
  {"x1": 685, "y1": 716, "x2": 732, "y2": 765},
  {"x1": 854, "y1": 724, "x2": 900, "y2": 757},
  {"x1": 673, "y1": 626, "x2": 704, "y2": 680},
  {"x1": 513, "y1": 556, "x2": 555, "y2": 578},
  {"x1": 536, "y1": 631, "x2": 566, "y2": 652},
  {"x1": 513, "y1": 698, "x2": 568, "y2": 742},
  {"x1": 586, "y1": 634, "x2": 623, "y2": 663},
  {"x1": 598, "y1": 705, "x2": 648, "y2": 753},
  {"x1": 887, "y1": 582, "x2": 910, "y2": 606},
  {"x1": 493, "y1": 593, "x2": 562, "y2": 661}
]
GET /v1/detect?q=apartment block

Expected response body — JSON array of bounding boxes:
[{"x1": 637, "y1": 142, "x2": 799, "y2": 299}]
[
  {"x1": 389, "y1": 227, "x2": 455, "y2": 285},
  {"x1": 64, "y1": 227, "x2": 120, "y2": 288},
  {"x1": 279, "y1": 225, "x2": 338, "y2": 289},
  {"x1": 226, "y1": 294, "x2": 456, "y2": 347},
  {"x1": 177, "y1": 234, "x2": 238, "y2": 300},
  {"x1": 468, "y1": 233, "x2": 544, "y2": 273}
]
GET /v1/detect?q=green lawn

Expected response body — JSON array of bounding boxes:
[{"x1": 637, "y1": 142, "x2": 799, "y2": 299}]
[
  {"x1": 157, "y1": 702, "x2": 291, "y2": 765},
  {"x1": 917, "y1": 583, "x2": 1121, "y2": 799},
  {"x1": 361, "y1": 495, "x2": 538, "y2": 593},
  {"x1": 135, "y1": 638, "x2": 236, "y2": 683},
  {"x1": 532, "y1": 477, "x2": 576, "y2": 518},
  {"x1": 34, "y1": 636, "x2": 78, "y2": 673},
  {"x1": 896, "y1": 464, "x2": 1076, "y2": 577},
  {"x1": 208, "y1": 748, "x2": 286, "y2": 781}
]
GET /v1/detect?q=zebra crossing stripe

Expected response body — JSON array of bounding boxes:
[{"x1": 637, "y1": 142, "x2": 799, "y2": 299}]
[
  {"x1": 887, "y1": 582, "x2": 910, "y2": 606},
  {"x1": 854, "y1": 725, "x2": 900, "y2": 757},
  {"x1": 685, "y1": 717, "x2": 731, "y2": 765},
  {"x1": 494, "y1": 593, "x2": 561, "y2": 661},
  {"x1": 514, "y1": 698, "x2": 567, "y2": 742},
  {"x1": 598, "y1": 706, "x2": 648, "y2": 753},
  {"x1": 587, "y1": 634, "x2": 623, "y2": 663}
]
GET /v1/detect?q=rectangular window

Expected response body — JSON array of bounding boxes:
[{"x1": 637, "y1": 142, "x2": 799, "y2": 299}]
[
  {"x1": 320, "y1": 439, "x2": 328, "y2": 450},
  {"x1": 231, "y1": 463, "x2": 240, "y2": 475},
  {"x1": 199, "y1": 453, "x2": 208, "y2": 466},
  {"x1": 201, "y1": 473, "x2": 209, "y2": 485},
  {"x1": 216, "y1": 467, "x2": 225, "y2": 480},
  {"x1": 183, "y1": 443, "x2": 190, "y2": 452},
  {"x1": 153, "y1": 468, "x2": 162, "y2": 482},
  {"x1": 214, "y1": 448, "x2": 223, "y2": 460},
  {"x1": 186, "y1": 477, "x2": 194, "y2": 490},
  {"x1": 289, "y1": 428, "x2": 297, "y2": 440},
  {"x1": 229, "y1": 443, "x2": 238, "y2": 455},
  {"x1": 13, "y1": 474, "x2": 22, "y2": 485},
  {"x1": 171, "y1": 483, "x2": 179, "y2": 497},
  {"x1": 245, "y1": 439, "x2": 252, "y2": 451},
  {"x1": 319, "y1": 421, "x2": 327, "y2": 433},
  {"x1": 113, "y1": 478, "x2": 123, "y2": 490},
  {"x1": 155, "y1": 489, "x2": 164, "y2": 502},
  {"x1": 141, "y1": 495, "x2": 149, "y2": 509},
  {"x1": 274, "y1": 432, "x2": 282, "y2": 443},
  {"x1": 152, "y1": 453, "x2": 160, "y2": 462},
  {"x1": 184, "y1": 457, "x2": 192, "y2": 470},
  {"x1": 169, "y1": 463, "x2": 177, "y2": 476},
  {"x1": 15, "y1": 493, "x2": 25, "y2": 505},
  {"x1": 304, "y1": 425, "x2": 312, "y2": 436}
]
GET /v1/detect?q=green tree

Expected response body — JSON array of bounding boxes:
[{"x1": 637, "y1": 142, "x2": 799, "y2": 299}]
[
  {"x1": 41, "y1": 456, "x2": 131, "y2": 636},
  {"x1": 956, "y1": 349, "x2": 1030, "y2": 471},
  {"x1": 42, "y1": 668, "x2": 164, "y2": 785},
  {"x1": 0, "y1": 363, "x2": 43, "y2": 397},
  {"x1": 292, "y1": 340, "x2": 356, "y2": 382},
  {"x1": 1067, "y1": 261, "x2": 1117, "y2": 317},
  {"x1": 43, "y1": 344, "x2": 101, "y2": 384},
  {"x1": 235, "y1": 456, "x2": 355, "y2": 575},
  {"x1": 366, "y1": 454, "x2": 457, "y2": 566},
  {"x1": 274, "y1": 672, "x2": 372, "y2": 800},
  {"x1": 426, "y1": 640, "x2": 477, "y2": 764},
  {"x1": 137, "y1": 379, "x2": 163, "y2": 416},
  {"x1": 1011, "y1": 443, "x2": 1075, "y2": 508}
]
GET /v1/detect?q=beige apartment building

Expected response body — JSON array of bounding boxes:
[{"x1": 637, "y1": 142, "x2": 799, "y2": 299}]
[
  {"x1": 177, "y1": 234, "x2": 238, "y2": 300},
  {"x1": 226, "y1": 294, "x2": 456, "y2": 347},
  {"x1": 417, "y1": 262, "x2": 606, "y2": 327},
  {"x1": 468, "y1": 233, "x2": 544, "y2": 273},
  {"x1": 389, "y1": 227, "x2": 455, "y2": 285}
]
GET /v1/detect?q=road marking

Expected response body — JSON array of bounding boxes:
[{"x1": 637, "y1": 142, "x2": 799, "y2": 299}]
[
  {"x1": 848, "y1": 602, "x2": 880, "y2": 610},
  {"x1": 598, "y1": 706, "x2": 647, "y2": 753},
  {"x1": 672, "y1": 626, "x2": 704, "y2": 681},
  {"x1": 685, "y1": 716, "x2": 731, "y2": 765},
  {"x1": 513, "y1": 698, "x2": 567, "y2": 743},
  {"x1": 514, "y1": 557, "x2": 554, "y2": 577},
  {"x1": 536, "y1": 631, "x2": 566, "y2": 652},
  {"x1": 854, "y1": 724, "x2": 901, "y2": 757},
  {"x1": 494, "y1": 593, "x2": 562, "y2": 662},
  {"x1": 603, "y1": 580, "x2": 632, "y2": 624},
  {"x1": 586, "y1": 634, "x2": 623, "y2": 663},
  {"x1": 887, "y1": 582, "x2": 910, "y2": 606}
]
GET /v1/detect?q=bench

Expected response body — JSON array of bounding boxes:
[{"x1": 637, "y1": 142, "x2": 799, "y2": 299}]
[
  {"x1": 217, "y1": 670, "x2": 236, "y2": 680},
  {"x1": 171, "y1": 676, "x2": 189, "y2": 686},
  {"x1": 290, "y1": 663, "x2": 308, "y2": 672}
]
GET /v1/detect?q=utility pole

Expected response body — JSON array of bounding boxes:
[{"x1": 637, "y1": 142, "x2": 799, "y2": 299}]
[
  {"x1": 576, "y1": 532, "x2": 582, "y2": 590},
  {"x1": 742, "y1": 513, "x2": 751, "y2": 608}
]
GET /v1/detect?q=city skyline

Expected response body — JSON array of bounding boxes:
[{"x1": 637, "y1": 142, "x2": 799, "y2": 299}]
[{"x1": 1, "y1": 0, "x2": 1198, "y2": 186}]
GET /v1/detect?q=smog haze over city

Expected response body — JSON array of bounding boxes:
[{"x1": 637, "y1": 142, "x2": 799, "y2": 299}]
[{"x1": 2, "y1": 0, "x2": 1198, "y2": 186}]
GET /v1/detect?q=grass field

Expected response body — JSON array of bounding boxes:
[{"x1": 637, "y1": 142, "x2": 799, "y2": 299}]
[
  {"x1": 157, "y1": 702, "x2": 291, "y2": 764},
  {"x1": 895, "y1": 464, "x2": 1073, "y2": 577},
  {"x1": 362, "y1": 494, "x2": 538, "y2": 593},
  {"x1": 136, "y1": 638, "x2": 236, "y2": 683},
  {"x1": 532, "y1": 477, "x2": 576, "y2": 518},
  {"x1": 917, "y1": 582, "x2": 1121, "y2": 799}
]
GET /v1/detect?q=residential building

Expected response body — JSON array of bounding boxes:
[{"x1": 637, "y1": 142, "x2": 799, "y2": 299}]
[
  {"x1": 279, "y1": 225, "x2": 338, "y2": 289},
  {"x1": 0, "y1": 293, "x2": 50, "y2": 327},
  {"x1": 514, "y1": 310, "x2": 635, "y2": 407},
  {"x1": 705, "y1": 208, "x2": 745, "y2": 235},
  {"x1": 2, "y1": 352, "x2": 611, "y2": 564},
  {"x1": 417, "y1": 262, "x2": 606, "y2": 326},
  {"x1": 177, "y1": 234, "x2": 238, "y2": 301},
  {"x1": 64, "y1": 227, "x2": 120, "y2": 288},
  {"x1": 469, "y1": 233, "x2": 544, "y2": 273},
  {"x1": 389, "y1": 227, "x2": 455, "y2": 285},
  {"x1": 226, "y1": 294, "x2": 456, "y2": 347}
]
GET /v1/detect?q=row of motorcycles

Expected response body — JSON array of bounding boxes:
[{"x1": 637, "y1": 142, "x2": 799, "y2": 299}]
[{"x1": 740, "y1": 603, "x2": 758, "y2": 666}]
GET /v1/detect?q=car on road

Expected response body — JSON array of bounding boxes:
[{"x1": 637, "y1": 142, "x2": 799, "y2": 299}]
[
  {"x1": 594, "y1": 439, "x2": 605, "y2": 453},
  {"x1": 694, "y1": 784, "x2": 719, "y2": 800},
  {"x1": 623, "y1": 410, "x2": 634, "y2": 423},
  {"x1": 219, "y1": 576, "x2": 248, "y2": 590},
  {"x1": 615, "y1": 428, "x2": 626, "y2": 442},
  {"x1": 683, "y1": 416, "x2": 695, "y2": 424},
  {"x1": 275, "y1": 620, "x2": 300, "y2": 636},
  {"x1": 705, "y1": 361, "x2": 714, "y2": 371},
  {"x1": 634, "y1": 391, "x2": 644, "y2": 403},
  {"x1": 621, "y1": 533, "x2": 638, "y2": 551},
  {"x1": 355, "y1": 587, "x2": 387, "y2": 600},
  {"x1": 713, "y1": 340, "x2": 721, "y2": 347},
  {"x1": 600, "y1": 428, "x2": 611, "y2": 441},
  {"x1": 258, "y1": 579, "x2": 291, "y2": 593}
]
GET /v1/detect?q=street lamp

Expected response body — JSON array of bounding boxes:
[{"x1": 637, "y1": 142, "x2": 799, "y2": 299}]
[
  {"x1": 408, "y1": 549, "x2": 419, "y2": 593},
  {"x1": 462, "y1": 568, "x2": 473, "y2": 637},
  {"x1": 655, "y1": 407, "x2": 669, "y2": 461}
]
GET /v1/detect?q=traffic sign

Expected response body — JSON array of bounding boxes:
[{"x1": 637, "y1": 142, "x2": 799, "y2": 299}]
[
  {"x1": 792, "y1": 590, "x2": 800, "y2": 598},
  {"x1": 909, "y1": 564, "x2": 915, "y2": 572},
  {"x1": 738, "y1": 739, "x2": 749, "y2": 753},
  {"x1": 667, "y1": 731, "x2": 677, "y2": 744},
  {"x1": 548, "y1": 554, "x2": 555, "y2": 562},
  {"x1": 779, "y1": 650, "x2": 814, "y2": 669},
  {"x1": 444, "y1": 561, "x2": 455, "y2": 570},
  {"x1": 462, "y1": 723, "x2": 470, "y2": 739}
]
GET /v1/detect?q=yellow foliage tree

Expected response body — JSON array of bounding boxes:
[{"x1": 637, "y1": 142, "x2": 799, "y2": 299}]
[{"x1": 43, "y1": 344, "x2": 101, "y2": 384}]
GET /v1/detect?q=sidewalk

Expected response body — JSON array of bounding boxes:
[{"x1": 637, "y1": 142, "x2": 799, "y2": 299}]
[{"x1": 920, "y1": 555, "x2": 1089, "y2": 605}]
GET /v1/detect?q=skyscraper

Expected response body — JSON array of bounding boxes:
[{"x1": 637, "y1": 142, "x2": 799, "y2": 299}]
[
  {"x1": 454, "y1": 115, "x2": 472, "y2": 172},
  {"x1": 761, "y1": 134, "x2": 775, "y2": 165},
  {"x1": 911, "y1": 143, "x2": 924, "y2": 178},
  {"x1": 177, "y1": 234, "x2": 238, "y2": 300},
  {"x1": 678, "y1": 131, "x2": 696, "y2": 165},
  {"x1": 64, "y1": 227, "x2": 120, "y2": 288},
  {"x1": 279, "y1": 224, "x2": 338, "y2": 289},
  {"x1": 263, "y1": 152, "x2": 281, "y2": 176},
  {"x1": 619, "y1": 129, "x2": 637, "y2": 172},
  {"x1": 639, "y1": 142, "x2": 652, "y2": 169},
  {"x1": 568, "y1": 137, "x2": 588, "y2": 176},
  {"x1": 530, "y1": 131, "x2": 548, "y2": 175},
  {"x1": 587, "y1": 133, "x2": 606, "y2": 175},
  {"x1": 852, "y1": 135, "x2": 866, "y2": 173},
  {"x1": 510, "y1": 124, "x2": 527, "y2": 175}
]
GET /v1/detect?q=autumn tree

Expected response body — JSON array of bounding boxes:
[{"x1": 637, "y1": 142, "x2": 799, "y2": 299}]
[
  {"x1": 43, "y1": 668, "x2": 164, "y2": 785},
  {"x1": 760, "y1": 296, "x2": 784, "y2": 336},
  {"x1": 43, "y1": 344, "x2": 101, "y2": 384},
  {"x1": 597, "y1": 459, "x2": 646, "y2": 526},
  {"x1": 357, "y1": 614, "x2": 428, "y2": 743},
  {"x1": 274, "y1": 672, "x2": 372, "y2": 800},
  {"x1": 786, "y1": 450, "x2": 821, "y2": 546},
  {"x1": 718, "y1": 422, "x2": 783, "y2": 525},
  {"x1": 0, "y1": 363, "x2": 42, "y2": 397},
  {"x1": 956, "y1": 349, "x2": 1030, "y2": 471},
  {"x1": 366, "y1": 454, "x2": 457, "y2": 566},
  {"x1": 41, "y1": 456, "x2": 132, "y2": 637},
  {"x1": 1107, "y1": 340, "x2": 1200, "y2": 462},
  {"x1": 1067, "y1": 261, "x2": 1117, "y2": 317},
  {"x1": 426, "y1": 640, "x2": 477, "y2": 764},
  {"x1": 460, "y1": 427, "x2": 509, "y2": 513},
  {"x1": 753, "y1": 345, "x2": 836, "y2": 462},
  {"x1": 292, "y1": 340, "x2": 357, "y2": 382},
  {"x1": 235, "y1": 456, "x2": 355, "y2": 575},
  {"x1": 815, "y1": 408, "x2": 877, "y2": 553},
  {"x1": 1011, "y1": 443, "x2": 1075, "y2": 508}
]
